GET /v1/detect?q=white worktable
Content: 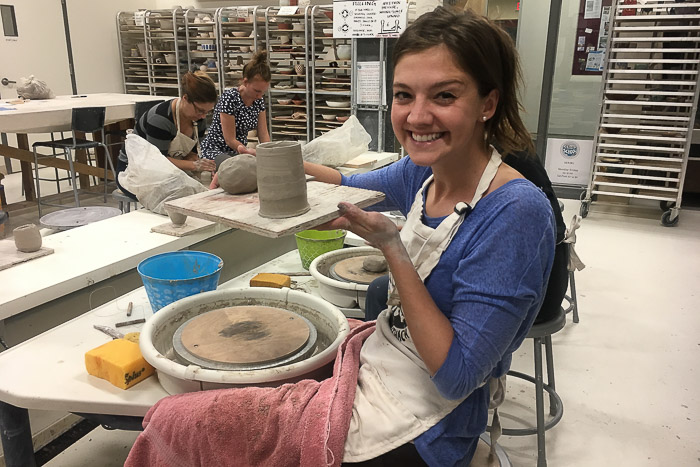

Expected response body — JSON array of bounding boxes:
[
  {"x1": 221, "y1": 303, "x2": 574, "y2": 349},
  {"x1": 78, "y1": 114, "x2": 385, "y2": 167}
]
[
  {"x1": 0, "y1": 93, "x2": 165, "y2": 134},
  {"x1": 0, "y1": 250, "x2": 336, "y2": 417},
  {"x1": 0, "y1": 210, "x2": 227, "y2": 321}
]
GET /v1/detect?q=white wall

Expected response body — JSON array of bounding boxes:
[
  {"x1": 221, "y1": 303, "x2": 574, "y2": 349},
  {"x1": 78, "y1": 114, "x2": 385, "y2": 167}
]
[
  {"x1": 516, "y1": 0, "x2": 549, "y2": 134},
  {"x1": 516, "y1": 0, "x2": 602, "y2": 139},
  {"x1": 67, "y1": 0, "x2": 158, "y2": 94}
]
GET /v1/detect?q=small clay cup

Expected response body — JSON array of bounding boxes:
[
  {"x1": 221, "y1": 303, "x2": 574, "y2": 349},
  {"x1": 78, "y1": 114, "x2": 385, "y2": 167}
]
[
  {"x1": 167, "y1": 210, "x2": 187, "y2": 226},
  {"x1": 256, "y1": 141, "x2": 309, "y2": 219},
  {"x1": 14, "y1": 224, "x2": 42, "y2": 253}
]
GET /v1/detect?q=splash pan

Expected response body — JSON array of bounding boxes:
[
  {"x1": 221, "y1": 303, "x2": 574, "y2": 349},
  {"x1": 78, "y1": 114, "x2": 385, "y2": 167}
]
[{"x1": 140, "y1": 287, "x2": 350, "y2": 394}]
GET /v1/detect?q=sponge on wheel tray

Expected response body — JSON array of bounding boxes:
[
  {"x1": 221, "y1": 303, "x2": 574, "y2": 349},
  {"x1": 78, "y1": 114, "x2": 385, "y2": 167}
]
[{"x1": 85, "y1": 339, "x2": 155, "y2": 389}]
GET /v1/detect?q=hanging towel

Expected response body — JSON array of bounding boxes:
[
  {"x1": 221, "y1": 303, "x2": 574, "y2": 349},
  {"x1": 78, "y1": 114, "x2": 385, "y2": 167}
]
[
  {"x1": 563, "y1": 214, "x2": 586, "y2": 272},
  {"x1": 125, "y1": 320, "x2": 374, "y2": 467}
]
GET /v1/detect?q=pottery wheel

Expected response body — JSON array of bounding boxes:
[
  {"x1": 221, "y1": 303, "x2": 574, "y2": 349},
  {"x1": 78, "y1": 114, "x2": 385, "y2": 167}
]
[
  {"x1": 40, "y1": 207, "x2": 122, "y2": 231},
  {"x1": 172, "y1": 305, "x2": 317, "y2": 371},
  {"x1": 330, "y1": 256, "x2": 388, "y2": 285}
]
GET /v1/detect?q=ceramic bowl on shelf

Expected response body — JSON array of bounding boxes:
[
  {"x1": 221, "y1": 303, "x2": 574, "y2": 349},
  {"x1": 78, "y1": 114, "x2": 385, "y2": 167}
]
[
  {"x1": 336, "y1": 45, "x2": 351, "y2": 60},
  {"x1": 294, "y1": 64, "x2": 305, "y2": 76},
  {"x1": 278, "y1": 68, "x2": 294, "y2": 75},
  {"x1": 279, "y1": 34, "x2": 291, "y2": 45},
  {"x1": 277, "y1": 98, "x2": 292, "y2": 105},
  {"x1": 325, "y1": 100, "x2": 350, "y2": 108},
  {"x1": 292, "y1": 98, "x2": 305, "y2": 105},
  {"x1": 239, "y1": 46, "x2": 250, "y2": 53},
  {"x1": 296, "y1": 81, "x2": 306, "y2": 89},
  {"x1": 232, "y1": 31, "x2": 248, "y2": 37},
  {"x1": 336, "y1": 116, "x2": 349, "y2": 123},
  {"x1": 164, "y1": 54, "x2": 177, "y2": 64},
  {"x1": 292, "y1": 23, "x2": 304, "y2": 31},
  {"x1": 323, "y1": 28, "x2": 333, "y2": 37},
  {"x1": 321, "y1": 114, "x2": 335, "y2": 121}
]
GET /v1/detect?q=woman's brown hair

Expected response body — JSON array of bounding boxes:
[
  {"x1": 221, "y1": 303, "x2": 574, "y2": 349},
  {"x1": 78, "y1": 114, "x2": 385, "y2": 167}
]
[
  {"x1": 392, "y1": 7, "x2": 534, "y2": 156},
  {"x1": 181, "y1": 71, "x2": 217, "y2": 104},
  {"x1": 242, "y1": 49, "x2": 272, "y2": 83}
]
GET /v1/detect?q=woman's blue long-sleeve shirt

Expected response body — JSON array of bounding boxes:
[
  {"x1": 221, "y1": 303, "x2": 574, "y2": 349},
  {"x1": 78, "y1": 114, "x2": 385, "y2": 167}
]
[{"x1": 341, "y1": 156, "x2": 555, "y2": 466}]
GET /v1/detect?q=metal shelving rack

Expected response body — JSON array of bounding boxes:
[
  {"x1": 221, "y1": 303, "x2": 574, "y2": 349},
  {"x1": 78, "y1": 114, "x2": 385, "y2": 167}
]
[
  {"x1": 216, "y1": 6, "x2": 267, "y2": 91},
  {"x1": 581, "y1": 0, "x2": 700, "y2": 226},
  {"x1": 310, "y1": 6, "x2": 353, "y2": 139},
  {"x1": 144, "y1": 9, "x2": 187, "y2": 97},
  {"x1": 265, "y1": 6, "x2": 312, "y2": 143},
  {"x1": 184, "y1": 8, "x2": 221, "y2": 91},
  {"x1": 116, "y1": 11, "x2": 150, "y2": 95}
]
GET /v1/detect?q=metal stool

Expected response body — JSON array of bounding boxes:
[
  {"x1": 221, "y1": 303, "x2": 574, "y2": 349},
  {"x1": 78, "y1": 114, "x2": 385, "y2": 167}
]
[
  {"x1": 562, "y1": 264, "x2": 579, "y2": 323},
  {"x1": 469, "y1": 433, "x2": 512, "y2": 467},
  {"x1": 502, "y1": 306, "x2": 566, "y2": 467},
  {"x1": 112, "y1": 189, "x2": 138, "y2": 213}
]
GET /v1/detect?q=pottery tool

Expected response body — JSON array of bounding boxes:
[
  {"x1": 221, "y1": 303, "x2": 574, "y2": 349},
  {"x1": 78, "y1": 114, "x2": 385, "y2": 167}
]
[
  {"x1": 93, "y1": 325, "x2": 140, "y2": 343},
  {"x1": 115, "y1": 318, "x2": 146, "y2": 328},
  {"x1": 40, "y1": 206, "x2": 121, "y2": 231},
  {"x1": 126, "y1": 302, "x2": 133, "y2": 317},
  {"x1": 250, "y1": 273, "x2": 291, "y2": 288},
  {"x1": 85, "y1": 338, "x2": 154, "y2": 389},
  {"x1": 171, "y1": 305, "x2": 317, "y2": 371}
]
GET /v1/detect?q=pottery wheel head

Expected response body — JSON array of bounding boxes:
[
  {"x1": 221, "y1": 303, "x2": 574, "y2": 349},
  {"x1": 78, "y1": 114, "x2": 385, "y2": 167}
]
[
  {"x1": 174, "y1": 305, "x2": 312, "y2": 367},
  {"x1": 330, "y1": 256, "x2": 389, "y2": 285}
]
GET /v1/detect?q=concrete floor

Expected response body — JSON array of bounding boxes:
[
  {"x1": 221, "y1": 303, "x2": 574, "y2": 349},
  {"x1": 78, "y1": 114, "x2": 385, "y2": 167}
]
[{"x1": 2, "y1": 163, "x2": 699, "y2": 466}]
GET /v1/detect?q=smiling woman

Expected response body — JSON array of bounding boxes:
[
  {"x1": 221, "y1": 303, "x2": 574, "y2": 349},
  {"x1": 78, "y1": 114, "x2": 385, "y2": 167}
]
[{"x1": 302, "y1": 7, "x2": 556, "y2": 466}]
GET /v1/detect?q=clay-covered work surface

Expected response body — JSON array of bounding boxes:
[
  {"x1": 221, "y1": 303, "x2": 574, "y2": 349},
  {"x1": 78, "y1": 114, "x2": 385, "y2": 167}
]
[
  {"x1": 0, "y1": 239, "x2": 54, "y2": 271},
  {"x1": 150, "y1": 217, "x2": 216, "y2": 237},
  {"x1": 163, "y1": 181, "x2": 385, "y2": 238}
]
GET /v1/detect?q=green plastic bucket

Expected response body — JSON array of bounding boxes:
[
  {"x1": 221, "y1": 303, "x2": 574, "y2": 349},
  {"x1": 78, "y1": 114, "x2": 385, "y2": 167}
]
[{"x1": 295, "y1": 229, "x2": 346, "y2": 270}]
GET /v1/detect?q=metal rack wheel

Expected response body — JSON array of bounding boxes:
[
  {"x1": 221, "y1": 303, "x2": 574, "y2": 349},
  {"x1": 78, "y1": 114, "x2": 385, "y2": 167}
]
[
  {"x1": 579, "y1": 201, "x2": 590, "y2": 218},
  {"x1": 660, "y1": 200, "x2": 675, "y2": 212},
  {"x1": 661, "y1": 209, "x2": 679, "y2": 227}
]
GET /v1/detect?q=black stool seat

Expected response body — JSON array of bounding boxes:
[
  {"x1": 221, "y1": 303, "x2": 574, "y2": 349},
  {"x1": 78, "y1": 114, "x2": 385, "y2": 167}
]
[
  {"x1": 526, "y1": 307, "x2": 566, "y2": 339},
  {"x1": 33, "y1": 138, "x2": 104, "y2": 150}
]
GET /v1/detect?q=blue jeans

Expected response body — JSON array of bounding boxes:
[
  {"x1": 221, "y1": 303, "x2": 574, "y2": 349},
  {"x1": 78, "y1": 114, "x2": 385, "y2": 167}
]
[{"x1": 364, "y1": 275, "x2": 390, "y2": 321}]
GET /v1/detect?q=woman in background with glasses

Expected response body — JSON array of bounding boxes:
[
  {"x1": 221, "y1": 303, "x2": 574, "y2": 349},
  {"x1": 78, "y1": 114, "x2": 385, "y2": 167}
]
[{"x1": 116, "y1": 71, "x2": 217, "y2": 199}]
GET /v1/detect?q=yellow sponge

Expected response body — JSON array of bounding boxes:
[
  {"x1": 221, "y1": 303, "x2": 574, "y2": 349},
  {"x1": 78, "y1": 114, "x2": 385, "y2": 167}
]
[
  {"x1": 85, "y1": 339, "x2": 154, "y2": 389},
  {"x1": 250, "y1": 273, "x2": 291, "y2": 288}
]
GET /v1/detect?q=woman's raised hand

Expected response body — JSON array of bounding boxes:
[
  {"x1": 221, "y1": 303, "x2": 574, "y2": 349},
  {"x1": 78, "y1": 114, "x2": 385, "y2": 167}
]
[
  {"x1": 322, "y1": 202, "x2": 402, "y2": 254},
  {"x1": 237, "y1": 144, "x2": 256, "y2": 156}
]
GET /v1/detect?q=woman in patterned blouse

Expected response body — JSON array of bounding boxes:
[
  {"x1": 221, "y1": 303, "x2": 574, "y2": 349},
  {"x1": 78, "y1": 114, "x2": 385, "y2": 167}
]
[{"x1": 200, "y1": 50, "x2": 271, "y2": 168}]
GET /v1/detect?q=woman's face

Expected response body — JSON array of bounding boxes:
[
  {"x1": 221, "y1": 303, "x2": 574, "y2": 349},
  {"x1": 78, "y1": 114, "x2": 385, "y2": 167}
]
[
  {"x1": 182, "y1": 95, "x2": 215, "y2": 121},
  {"x1": 241, "y1": 75, "x2": 270, "y2": 101},
  {"x1": 390, "y1": 45, "x2": 497, "y2": 168}
]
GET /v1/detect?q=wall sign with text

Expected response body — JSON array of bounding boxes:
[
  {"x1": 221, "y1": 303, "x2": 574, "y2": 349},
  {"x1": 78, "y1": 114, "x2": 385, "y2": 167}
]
[{"x1": 332, "y1": 0, "x2": 408, "y2": 38}]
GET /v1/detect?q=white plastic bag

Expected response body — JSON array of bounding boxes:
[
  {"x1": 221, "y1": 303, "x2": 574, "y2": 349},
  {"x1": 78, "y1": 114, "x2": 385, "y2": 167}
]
[
  {"x1": 119, "y1": 134, "x2": 207, "y2": 215},
  {"x1": 16, "y1": 75, "x2": 55, "y2": 99},
  {"x1": 302, "y1": 115, "x2": 371, "y2": 168}
]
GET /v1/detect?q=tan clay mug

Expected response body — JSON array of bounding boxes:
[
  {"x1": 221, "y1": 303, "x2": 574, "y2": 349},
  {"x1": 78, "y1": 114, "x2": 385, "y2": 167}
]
[
  {"x1": 256, "y1": 141, "x2": 310, "y2": 219},
  {"x1": 14, "y1": 223, "x2": 42, "y2": 253}
]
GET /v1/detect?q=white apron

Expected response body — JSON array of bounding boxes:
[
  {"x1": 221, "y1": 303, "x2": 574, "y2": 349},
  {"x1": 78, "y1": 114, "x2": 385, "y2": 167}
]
[
  {"x1": 168, "y1": 98, "x2": 199, "y2": 159},
  {"x1": 343, "y1": 148, "x2": 503, "y2": 462}
]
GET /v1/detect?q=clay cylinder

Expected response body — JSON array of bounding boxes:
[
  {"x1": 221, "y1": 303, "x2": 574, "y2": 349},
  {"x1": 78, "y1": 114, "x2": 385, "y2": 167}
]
[
  {"x1": 14, "y1": 223, "x2": 42, "y2": 253},
  {"x1": 255, "y1": 141, "x2": 310, "y2": 219}
]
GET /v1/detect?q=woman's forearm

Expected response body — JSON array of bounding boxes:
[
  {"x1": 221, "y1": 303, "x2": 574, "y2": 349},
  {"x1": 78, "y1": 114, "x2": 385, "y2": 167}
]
[
  {"x1": 303, "y1": 161, "x2": 342, "y2": 185},
  {"x1": 167, "y1": 157, "x2": 196, "y2": 171}
]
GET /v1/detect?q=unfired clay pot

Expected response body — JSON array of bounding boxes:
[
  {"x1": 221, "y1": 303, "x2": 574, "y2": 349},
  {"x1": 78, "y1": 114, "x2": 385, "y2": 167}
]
[
  {"x1": 255, "y1": 141, "x2": 310, "y2": 219},
  {"x1": 14, "y1": 224, "x2": 42, "y2": 253},
  {"x1": 167, "y1": 210, "x2": 187, "y2": 226}
]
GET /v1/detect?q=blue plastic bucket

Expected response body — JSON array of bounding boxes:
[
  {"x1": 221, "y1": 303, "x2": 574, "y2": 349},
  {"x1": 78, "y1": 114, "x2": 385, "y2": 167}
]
[{"x1": 137, "y1": 251, "x2": 223, "y2": 312}]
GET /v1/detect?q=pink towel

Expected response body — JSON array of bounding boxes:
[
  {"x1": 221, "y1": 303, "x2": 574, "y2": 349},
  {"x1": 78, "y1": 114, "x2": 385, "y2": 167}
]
[{"x1": 125, "y1": 320, "x2": 375, "y2": 467}]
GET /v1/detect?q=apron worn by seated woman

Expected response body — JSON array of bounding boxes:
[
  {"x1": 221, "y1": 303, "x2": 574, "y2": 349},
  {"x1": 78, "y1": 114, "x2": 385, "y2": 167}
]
[
  {"x1": 343, "y1": 148, "x2": 506, "y2": 462},
  {"x1": 169, "y1": 98, "x2": 200, "y2": 174}
]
